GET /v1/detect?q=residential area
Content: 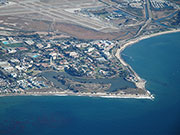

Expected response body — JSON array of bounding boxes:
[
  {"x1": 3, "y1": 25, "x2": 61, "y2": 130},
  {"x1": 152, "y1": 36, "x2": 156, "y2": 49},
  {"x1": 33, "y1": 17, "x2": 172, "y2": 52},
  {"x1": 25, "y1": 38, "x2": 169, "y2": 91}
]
[{"x1": 0, "y1": 33, "x2": 134, "y2": 94}]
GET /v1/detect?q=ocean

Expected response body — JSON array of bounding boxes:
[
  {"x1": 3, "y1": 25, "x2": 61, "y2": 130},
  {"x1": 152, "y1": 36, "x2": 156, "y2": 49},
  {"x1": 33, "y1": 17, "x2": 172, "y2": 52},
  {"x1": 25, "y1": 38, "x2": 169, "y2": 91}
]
[{"x1": 0, "y1": 32, "x2": 180, "y2": 135}]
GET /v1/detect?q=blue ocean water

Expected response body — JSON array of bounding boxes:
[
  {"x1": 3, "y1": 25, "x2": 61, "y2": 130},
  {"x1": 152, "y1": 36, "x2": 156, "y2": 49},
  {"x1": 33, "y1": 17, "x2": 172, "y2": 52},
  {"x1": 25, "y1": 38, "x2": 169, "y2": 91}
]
[{"x1": 0, "y1": 32, "x2": 180, "y2": 135}]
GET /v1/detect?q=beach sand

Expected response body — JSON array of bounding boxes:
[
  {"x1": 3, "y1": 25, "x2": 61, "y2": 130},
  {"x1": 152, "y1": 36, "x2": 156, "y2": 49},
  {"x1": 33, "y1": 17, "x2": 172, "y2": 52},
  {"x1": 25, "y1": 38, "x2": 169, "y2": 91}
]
[
  {"x1": 115, "y1": 29, "x2": 180, "y2": 98},
  {"x1": 2, "y1": 29, "x2": 179, "y2": 100}
]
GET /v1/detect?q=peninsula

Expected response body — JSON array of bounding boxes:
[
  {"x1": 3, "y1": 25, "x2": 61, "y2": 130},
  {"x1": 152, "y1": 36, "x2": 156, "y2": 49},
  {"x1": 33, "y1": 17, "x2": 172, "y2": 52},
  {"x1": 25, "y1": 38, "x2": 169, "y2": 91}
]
[{"x1": 0, "y1": 0, "x2": 180, "y2": 99}]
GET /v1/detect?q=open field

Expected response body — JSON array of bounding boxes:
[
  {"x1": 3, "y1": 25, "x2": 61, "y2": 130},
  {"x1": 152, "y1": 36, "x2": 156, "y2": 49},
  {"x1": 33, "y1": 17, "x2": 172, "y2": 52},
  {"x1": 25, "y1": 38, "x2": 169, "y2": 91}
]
[
  {"x1": 0, "y1": 0, "x2": 110, "y2": 31},
  {"x1": 0, "y1": 0, "x2": 179, "y2": 39},
  {"x1": 0, "y1": 0, "x2": 132, "y2": 39}
]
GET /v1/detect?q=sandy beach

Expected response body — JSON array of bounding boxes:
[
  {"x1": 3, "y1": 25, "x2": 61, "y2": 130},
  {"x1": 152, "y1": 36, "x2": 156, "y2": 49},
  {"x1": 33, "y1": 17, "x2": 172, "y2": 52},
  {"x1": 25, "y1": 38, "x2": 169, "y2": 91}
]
[
  {"x1": 0, "y1": 90, "x2": 154, "y2": 100},
  {"x1": 116, "y1": 29, "x2": 180, "y2": 56},
  {"x1": 2, "y1": 29, "x2": 179, "y2": 100},
  {"x1": 115, "y1": 29, "x2": 180, "y2": 97}
]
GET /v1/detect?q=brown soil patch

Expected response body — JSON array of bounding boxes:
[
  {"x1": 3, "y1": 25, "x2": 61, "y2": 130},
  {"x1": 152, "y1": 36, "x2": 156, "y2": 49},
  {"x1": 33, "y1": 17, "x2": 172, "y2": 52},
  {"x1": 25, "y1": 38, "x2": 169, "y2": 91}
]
[{"x1": 0, "y1": 16, "x2": 127, "y2": 40}]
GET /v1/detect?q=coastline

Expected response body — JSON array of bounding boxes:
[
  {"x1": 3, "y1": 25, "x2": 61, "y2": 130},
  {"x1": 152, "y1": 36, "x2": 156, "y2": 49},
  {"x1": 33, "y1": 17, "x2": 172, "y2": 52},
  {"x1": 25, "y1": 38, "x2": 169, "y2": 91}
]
[
  {"x1": 0, "y1": 90, "x2": 154, "y2": 100},
  {"x1": 115, "y1": 28, "x2": 180, "y2": 99},
  {"x1": 2, "y1": 29, "x2": 179, "y2": 100},
  {"x1": 116, "y1": 29, "x2": 180, "y2": 59}
]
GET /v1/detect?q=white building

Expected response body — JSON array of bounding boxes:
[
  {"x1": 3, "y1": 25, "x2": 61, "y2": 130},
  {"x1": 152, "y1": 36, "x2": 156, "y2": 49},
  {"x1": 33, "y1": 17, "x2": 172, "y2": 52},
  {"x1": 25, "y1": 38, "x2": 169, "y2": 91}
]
[{"x1": 0, "y1": 0, "x2": 7, "y2": 4}]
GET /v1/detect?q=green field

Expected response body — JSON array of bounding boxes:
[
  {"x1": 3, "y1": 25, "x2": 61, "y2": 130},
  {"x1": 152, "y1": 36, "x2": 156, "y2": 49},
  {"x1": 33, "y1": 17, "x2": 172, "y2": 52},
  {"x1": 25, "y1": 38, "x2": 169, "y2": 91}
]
[{"x1": 0, "y1": 41, "x2": 24, "y2": 48}]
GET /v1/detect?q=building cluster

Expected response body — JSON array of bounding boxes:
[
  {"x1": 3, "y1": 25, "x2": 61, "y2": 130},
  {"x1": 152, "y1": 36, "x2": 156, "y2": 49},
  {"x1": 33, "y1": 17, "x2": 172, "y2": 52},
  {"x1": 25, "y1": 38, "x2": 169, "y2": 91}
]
[
  {"x1": 110, "y1": 0, "x2": 144, "y2": 8},
  {"x1": 0, "y1": 0, "x2": 7, "y2": 5},
  {"x1": 0, "y1": 55, "x2": 49, "y2": 93},
  {"x1": 150, "y1": 0, "x2": 179, "y2": 9},
  {"x1": 126, "y1": 0, "x2": 144, "y2": 9},
  {"x1": 0, "y1": 34, "x2": 127, "y2": 94},
  {"x1": 79, "y1": 7, "x2": 137, "y2": 27}
]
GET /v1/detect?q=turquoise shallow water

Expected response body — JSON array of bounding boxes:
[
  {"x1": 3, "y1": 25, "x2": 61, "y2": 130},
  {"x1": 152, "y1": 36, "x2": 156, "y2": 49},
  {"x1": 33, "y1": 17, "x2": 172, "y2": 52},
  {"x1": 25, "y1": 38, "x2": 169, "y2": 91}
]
[{"x1": 0, "y1": 32, "x2": 180, "y2": 135}]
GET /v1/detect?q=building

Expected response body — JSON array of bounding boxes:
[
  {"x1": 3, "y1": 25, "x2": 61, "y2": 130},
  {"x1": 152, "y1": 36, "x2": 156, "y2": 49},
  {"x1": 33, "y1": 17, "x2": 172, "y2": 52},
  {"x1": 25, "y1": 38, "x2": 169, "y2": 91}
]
[{"x1": 0, "y1": 0, "x2": 7, "y2": 4}]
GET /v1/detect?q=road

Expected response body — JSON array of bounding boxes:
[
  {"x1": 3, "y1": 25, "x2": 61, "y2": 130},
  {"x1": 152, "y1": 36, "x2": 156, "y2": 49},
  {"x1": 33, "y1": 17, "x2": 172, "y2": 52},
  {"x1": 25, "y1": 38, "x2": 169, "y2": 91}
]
[
  {"x1": 1, "y1": 0, "x2": 116, "y2": 31},
  {"x1": 135, "y1": 0, "x2": 152, "y2": 37},
  {"x1": 98, "y1": 0, "x2": 144, "y2": 19}
]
